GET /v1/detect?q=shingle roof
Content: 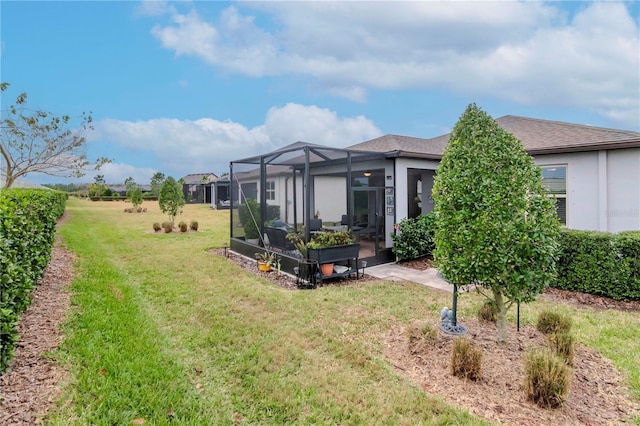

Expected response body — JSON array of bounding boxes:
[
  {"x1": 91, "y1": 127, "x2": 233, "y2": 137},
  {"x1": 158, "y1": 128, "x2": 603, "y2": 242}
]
[
  {"x1": 348, "y1": 115, "x2": 640, "y2": 158},
  {"x1": 182, "y1": 173, "x2": 218, "y2": 184}
]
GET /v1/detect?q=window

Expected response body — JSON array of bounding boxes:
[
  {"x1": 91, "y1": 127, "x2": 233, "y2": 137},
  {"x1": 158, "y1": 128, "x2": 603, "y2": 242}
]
[
  {"x1": 540, "y1": 165, "x2": 567, "y2": 224},
  {"x1": 266, "y1": 181, "x2": 275, "y2": 201}
]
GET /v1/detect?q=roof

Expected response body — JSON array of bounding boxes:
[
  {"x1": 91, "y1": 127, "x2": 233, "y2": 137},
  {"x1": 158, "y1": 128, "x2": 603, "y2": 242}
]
[
  {"x1": 0, "y1": 175, "x2": 52, "y2": 190},
  {"x1": 181, "y1": 173, "x2": 218, "y2": 184},
  {"x1": 348, "y1": 115, "x2": 640, "y2": 158}
]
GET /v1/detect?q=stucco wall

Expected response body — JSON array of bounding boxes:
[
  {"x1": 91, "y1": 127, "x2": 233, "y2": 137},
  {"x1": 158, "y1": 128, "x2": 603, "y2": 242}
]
[{"x1": 534, "y1": 148, "x2": 640, "y2": 232}]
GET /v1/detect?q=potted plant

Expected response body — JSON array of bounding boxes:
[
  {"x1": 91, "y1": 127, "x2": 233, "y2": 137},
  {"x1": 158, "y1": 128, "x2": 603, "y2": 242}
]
[
  {"x1": 306, "y1": 230, "x2": 359, "y2": 276},
  {"x1": 256, "y1": 251, "x2": 277, "y2": 272}
]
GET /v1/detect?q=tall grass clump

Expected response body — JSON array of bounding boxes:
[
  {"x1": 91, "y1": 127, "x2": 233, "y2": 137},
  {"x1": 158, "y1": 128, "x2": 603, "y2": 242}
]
[
  {"x1": 548, "y1": 332, "x2": 576, "y2": 366},
  {"x1": 450, "y1": 338, "x2": 482, "y2": 381},
  {"x1": 536, "y1": 310, "x2": 572, "y2": 335},
  {"x1": 477, "y1": 300, "x2": 497, "y2": 323},
  {"x1": 524, "y1": 349, "x2": 571, "y2": 408},
  {"x1": 406, "y1": 321, "x2": 438, "y2": 356},
  {"x1": 189, "y1": 220, "x2": 199, "y2": 231}
]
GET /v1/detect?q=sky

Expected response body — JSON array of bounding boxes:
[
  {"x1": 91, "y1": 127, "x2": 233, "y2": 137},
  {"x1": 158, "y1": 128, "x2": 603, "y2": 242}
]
[{"x1": 1, "y1": 0, "x2": 639, "y2": 185}]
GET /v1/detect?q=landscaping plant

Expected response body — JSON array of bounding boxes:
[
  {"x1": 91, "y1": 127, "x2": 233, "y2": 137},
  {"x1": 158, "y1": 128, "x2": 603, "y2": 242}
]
[
  {"x1": 158, "y1": 176, "x2": 185, "y2": 226},
  {"x1": 536, "y1": 310, "x2": 572, "y2": 335},
  {"x1": 406, "y1": 321, "x2": 438, "y2": 356},
  {"x1": 548, "y1": 332, "x2": 576, "y2": 366},
  {"x1": 391, "y1": 211, "x2": 436, "y2": 261},
  {"x1": 450, "y1": 338, "x2": 482, "y2": 381},
  {"x1": 432, "y1": 104, "x2": 560, "y2": 342},
  {"x1": 524, "y1": 349, "x2": 571, "y2": 408}
]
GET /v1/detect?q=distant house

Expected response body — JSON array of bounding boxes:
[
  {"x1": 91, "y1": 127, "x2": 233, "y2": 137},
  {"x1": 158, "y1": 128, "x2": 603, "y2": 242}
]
[
  {"x1": 108, "y1": 184, "x2": 152, "y2": 196},
  {"x1": 182, "y1": 173, "x2": 218, "y2": 204},
  {"x1": 229, "y1": 116, "x2": 640, "y2": 268}
]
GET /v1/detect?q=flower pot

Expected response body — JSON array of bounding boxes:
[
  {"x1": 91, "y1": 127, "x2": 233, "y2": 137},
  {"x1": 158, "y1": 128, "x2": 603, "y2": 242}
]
[
  {"x1": 320, "y1": 263, "x2": 334, "y2": 276},
  {"x1": 258, "y1": 261, "x2": 272, "y2": 272}
]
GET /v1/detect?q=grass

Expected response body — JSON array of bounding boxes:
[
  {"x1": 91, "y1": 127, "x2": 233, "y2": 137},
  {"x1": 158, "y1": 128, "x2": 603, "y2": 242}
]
[{"x1": 47, "y1": 198, "x2": 640, "y2": 424}]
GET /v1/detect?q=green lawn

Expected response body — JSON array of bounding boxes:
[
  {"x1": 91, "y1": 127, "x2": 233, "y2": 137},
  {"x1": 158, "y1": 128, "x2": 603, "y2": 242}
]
[{"x1": 46, "y1": 198, "x2": 639, "y2": 425}]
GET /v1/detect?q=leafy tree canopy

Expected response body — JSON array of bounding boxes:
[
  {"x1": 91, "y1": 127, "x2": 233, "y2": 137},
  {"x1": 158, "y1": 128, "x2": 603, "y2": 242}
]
[
  {"x1": 158, "y1": 176, "x2": 185, "y2": 225},
  {"x1": 432, "y1": 104, "x2": 560, "y2": 342},
  {"x1": 0, "y1": 82, "x2": 110, "y2": 188}
]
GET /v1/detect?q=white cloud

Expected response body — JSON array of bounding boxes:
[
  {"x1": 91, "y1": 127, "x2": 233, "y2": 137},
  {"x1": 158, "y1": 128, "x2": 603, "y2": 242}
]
[
  {"x1": 90, "y1": 103, "x2": 381, "y2": 178},
  {"x1": 88, "y1": 162, "x2": 159, "y2": 185},
  {"x1": 149, "y1": 2, "x2": 639, "y2": 129}
]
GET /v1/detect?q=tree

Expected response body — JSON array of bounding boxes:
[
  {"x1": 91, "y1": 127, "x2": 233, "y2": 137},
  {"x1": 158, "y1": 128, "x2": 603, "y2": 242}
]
[
  {"x1": 158, "y1": 176, "x2": 185, "y2": 226},
  {"x1": 150, "y1": 172, "x2": 165, "y2": 197},
  {"x1": 432, "y1": 104, "x2": 560, "y2": 343},
  {"x1": 124, "y1": 176, "x2": 142, "y2": 209},
  {"x1": 88, "y1": 174, "x2": 107, "y2": 198},
  {"x1": 130, "y1": 187, "x2": 143, "y2": 210},
  {"x1": 0, "y1": 82, "x2": 109, "y2": 188}
]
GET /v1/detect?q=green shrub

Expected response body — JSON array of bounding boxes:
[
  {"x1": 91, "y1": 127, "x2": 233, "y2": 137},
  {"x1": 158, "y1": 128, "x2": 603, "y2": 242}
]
[
  {"x1": 391, "y1": 211, "x2": 436, "y2": 261},
  {"x1": 152, "y1": 223, "x2": 161, "y2": 232},
  {"x1": 556, "y1": 229, "x2": 640, "y2": 300},
  {"x1": 238, "y1": 198, "x2": 260, "y2": 240},
  {"x1": 548, "y1": 332, "x2": 576, "y2": 366},
  {"x1": 450, "y1": 338, "x2": 482, "y2": 381},
  {"x1": 477, "y1": 300, "x2": 497, "y2": 323},
  {"x1": 524, "y1": 349, "x2": 571, "y2": 408},
  {"x1": 0, "y1": 189, "x2": 66, "y2": 372},
  {"x1": 189, "y1": 220, "x2": 199, "y2": 231},
  {"x1": 178, "y1": 221, "x2": 188, "y2": 233},
  {"x1": 406, "y1": 321, "x2": 438, "y2": 355},
  {"x1": 536, "y1": 310, "x2": 572, "y2": 335}
]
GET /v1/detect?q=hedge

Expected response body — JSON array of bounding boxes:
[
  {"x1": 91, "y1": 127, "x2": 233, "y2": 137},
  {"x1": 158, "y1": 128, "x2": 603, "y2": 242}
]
[
  {"x1": 555, "y1": 229, "x2": 640, "y2": 300},
  {"x1": 0, "y1": 189, "x2": 66, "y2": 372}
]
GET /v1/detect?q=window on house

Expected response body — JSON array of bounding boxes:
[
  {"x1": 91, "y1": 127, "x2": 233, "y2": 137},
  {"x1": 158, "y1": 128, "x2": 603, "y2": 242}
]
[
  {"x1": 540, "y1": 165, "x2": 567, "y2": 224},
  {"x1": 266, "y1": 181, "x2": 275, "y2": 201}
]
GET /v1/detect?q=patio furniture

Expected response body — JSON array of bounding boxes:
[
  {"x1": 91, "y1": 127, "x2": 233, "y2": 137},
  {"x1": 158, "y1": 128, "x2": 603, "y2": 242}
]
[{"x1": 264, "y1": 226, "x2": 296, "y2": 253}]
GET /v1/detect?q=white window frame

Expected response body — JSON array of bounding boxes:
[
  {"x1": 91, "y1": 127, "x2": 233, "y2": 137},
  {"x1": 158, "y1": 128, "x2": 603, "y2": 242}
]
[
  {"x1": 540, "y1": 164, "x2": 567, "y2": 225},
  {"x1": 266, "y1": 180, "x2": 276, "y2": 201}
]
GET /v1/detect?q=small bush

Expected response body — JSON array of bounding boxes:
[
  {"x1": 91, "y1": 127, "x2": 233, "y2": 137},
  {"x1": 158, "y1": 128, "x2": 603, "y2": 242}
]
[
  {"x1": 477, "y1": 300, "x2": 497, "y2": 323},
  {"x1": 450, "y1": 338, "x2": 482, "y2": 381},
  {"x1": 524, "y1": 349, "x2": 571, "y2": 408},
  {"x1": 178, "y1": 221, "x2": 188, "y2": 232},
  {"x1": 406, "y1": 321, "x2": 438, "y2": 355},
  {"x1": 189, "y1": 220, "x2": 199, "y2": 231},
  {"x1": 162, "y1": 222, "x2": 173, "y2": 233},
  {"x1": 152, "y1": 223, "x2": 161, "y2": 232},
  {"x1": 136, "y1": 206, "x2": 143, "y2": 213},
  {"x1": 548, "y1": 332, "x2": 576, "y2": 366},
  {"x1": 536, "y1": 310, "x2": 572, "y2": 335},
  {"x1": 391, "y1": 211, "x2": 436, "y2": 261}
]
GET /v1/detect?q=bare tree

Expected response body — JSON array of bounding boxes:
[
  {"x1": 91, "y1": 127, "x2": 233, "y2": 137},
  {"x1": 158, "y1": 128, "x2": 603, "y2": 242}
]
[{"x1": 0, "y1": 82, "x2": 109, "y2": 188}]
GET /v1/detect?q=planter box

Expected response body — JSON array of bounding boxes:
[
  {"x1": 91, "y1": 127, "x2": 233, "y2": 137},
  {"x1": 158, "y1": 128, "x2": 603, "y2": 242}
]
[
  {"x1": 307, "y1": 243, "x2": 360, "y2": 264},
  {"x1": 307, "y1": 243, "x2": 360, "y2": 285}
]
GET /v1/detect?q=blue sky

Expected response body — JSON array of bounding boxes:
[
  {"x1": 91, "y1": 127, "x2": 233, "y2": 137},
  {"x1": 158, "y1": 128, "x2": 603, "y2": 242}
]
[{"x1": 2, "y1": 1, "x2": 639, "y2": 185}]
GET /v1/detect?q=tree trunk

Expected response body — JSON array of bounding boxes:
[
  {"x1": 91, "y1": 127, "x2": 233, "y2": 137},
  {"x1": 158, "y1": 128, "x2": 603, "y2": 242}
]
[{"x1": 492, "y1": 288, "x2": 508, "y2": 343}]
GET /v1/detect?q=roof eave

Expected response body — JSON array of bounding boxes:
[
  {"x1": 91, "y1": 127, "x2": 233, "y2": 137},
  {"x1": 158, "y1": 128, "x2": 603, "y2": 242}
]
[{"x1": 528, "y1": 139, "x2": 640, "y2": 155}]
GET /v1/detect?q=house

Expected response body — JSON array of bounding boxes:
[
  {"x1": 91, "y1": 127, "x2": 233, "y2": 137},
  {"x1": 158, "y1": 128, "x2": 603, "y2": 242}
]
[
  {"x1": 181, "y1": 173, "x2": 218, "y2": 204},
  {"x1": 229, "y1": 115, "x2": 640, "y2": 271}
]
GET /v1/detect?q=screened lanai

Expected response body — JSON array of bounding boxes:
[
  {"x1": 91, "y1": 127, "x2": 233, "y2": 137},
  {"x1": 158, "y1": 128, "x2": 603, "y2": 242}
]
[{"x1": 229, "y1": 141, "x2": 396, "y2": 275}]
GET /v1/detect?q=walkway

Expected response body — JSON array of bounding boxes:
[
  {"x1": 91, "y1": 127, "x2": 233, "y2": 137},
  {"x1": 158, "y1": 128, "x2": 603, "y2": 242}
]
[{"x1": 365, "y1": 263, "x2": 453, "y2": 293}]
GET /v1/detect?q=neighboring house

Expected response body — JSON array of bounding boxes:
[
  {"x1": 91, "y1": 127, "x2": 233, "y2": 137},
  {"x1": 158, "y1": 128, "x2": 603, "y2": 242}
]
[
  {"x1": 229, "y1": 116, "x2": 640, "y2": 268},
  {"x1": 182, "y1": 173, "x2": 218, "y2": 204},
  {"x1": 0, "y1": 174, "x2": 52, "y2": 190},
  {"x1": 108, "y1": 184, "x2": 152, "y2": 196}
]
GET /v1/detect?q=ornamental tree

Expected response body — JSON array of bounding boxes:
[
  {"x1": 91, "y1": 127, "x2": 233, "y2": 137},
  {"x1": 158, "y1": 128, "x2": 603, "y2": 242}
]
[
  {"x1": 432, "y1": 104, "x2": 560, "y2": 342},
  {"x1": 0, "y1": 82, "x2": 109, "y2": 188},
  {"x1": 150, "y1": 172, "x2": 165, "y2": 197},
  {"x1": 158, "y1": 176, "x2": 185, "y2": 226}
]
